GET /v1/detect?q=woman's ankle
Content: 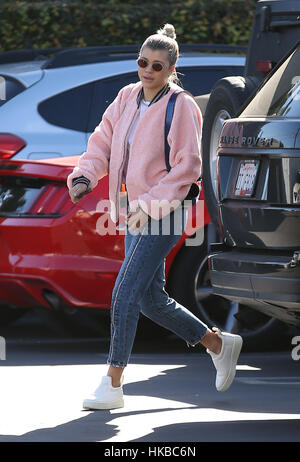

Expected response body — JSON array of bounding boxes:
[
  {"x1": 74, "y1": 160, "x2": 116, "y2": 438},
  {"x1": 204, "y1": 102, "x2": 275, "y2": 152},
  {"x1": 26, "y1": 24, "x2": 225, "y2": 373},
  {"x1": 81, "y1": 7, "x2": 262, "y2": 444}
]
[
  {"x1": 200, "y1": 329, "x2": 222, "y2": 354},
  {"x1": 107, "y1": 365, "x2": 124, "y2": 387}
]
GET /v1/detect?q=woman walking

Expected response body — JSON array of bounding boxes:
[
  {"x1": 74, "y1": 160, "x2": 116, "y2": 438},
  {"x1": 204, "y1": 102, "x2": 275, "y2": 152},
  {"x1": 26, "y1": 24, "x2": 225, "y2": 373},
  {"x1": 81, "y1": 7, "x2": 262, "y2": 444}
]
[{"x1": 67, "y1": 24, "x2": 243, "y2": 410}]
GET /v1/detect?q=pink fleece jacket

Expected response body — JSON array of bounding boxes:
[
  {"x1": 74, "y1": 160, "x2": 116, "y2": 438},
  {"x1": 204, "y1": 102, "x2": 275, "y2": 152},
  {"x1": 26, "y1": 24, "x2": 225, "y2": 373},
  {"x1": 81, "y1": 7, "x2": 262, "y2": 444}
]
[{"x1": 67, "y1": 81, "x2": 202, "y2": 222}]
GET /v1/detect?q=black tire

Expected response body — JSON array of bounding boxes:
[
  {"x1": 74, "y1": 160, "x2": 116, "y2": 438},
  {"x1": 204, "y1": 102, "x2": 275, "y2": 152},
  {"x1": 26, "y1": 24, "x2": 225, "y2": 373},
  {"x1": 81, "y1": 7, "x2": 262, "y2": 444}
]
[
  {"x1": 166, "y1": 236, "x2": 286, "y2": 351},
  {"x1": 202, "y1": 76, "x2": 257, "y2": 227}
]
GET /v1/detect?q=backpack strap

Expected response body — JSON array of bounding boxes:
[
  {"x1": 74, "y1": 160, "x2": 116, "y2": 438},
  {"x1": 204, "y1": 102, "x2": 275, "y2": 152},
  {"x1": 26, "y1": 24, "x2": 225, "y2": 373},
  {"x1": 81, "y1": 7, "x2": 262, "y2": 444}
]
[
  {"x1": 164, "y1": 90, "x2": 201, "y2": 202},
  {"x1": 164, "y1": 91, "x2": 180, "y2": 172}
]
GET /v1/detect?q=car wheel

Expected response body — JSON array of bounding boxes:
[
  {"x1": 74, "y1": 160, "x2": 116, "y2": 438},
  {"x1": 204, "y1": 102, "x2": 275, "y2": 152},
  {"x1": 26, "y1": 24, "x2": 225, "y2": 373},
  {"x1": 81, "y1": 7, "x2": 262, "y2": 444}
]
[
  {"x1": 166, "y1": 241, "x2": 285, "y2": 351},
  {"x1": 202, "y1": 76, "x2": 257, "y2": 227}
]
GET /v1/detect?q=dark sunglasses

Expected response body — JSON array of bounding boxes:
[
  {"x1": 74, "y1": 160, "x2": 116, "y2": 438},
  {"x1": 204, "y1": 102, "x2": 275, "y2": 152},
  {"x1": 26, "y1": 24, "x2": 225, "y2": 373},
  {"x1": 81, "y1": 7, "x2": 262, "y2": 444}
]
[{"x1": 137, "y1": 58, "x2": 164, "y2": 72}]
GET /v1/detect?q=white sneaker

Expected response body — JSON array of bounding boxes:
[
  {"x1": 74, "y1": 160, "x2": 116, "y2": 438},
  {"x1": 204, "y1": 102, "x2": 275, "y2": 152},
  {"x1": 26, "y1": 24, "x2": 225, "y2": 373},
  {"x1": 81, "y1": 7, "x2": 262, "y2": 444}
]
[
  {"x1": 83, "y1": 376, "x2": 124, "y2": 410},
  {"x1": 206, "y1": 328, "x2": 243, "y2": 392}
]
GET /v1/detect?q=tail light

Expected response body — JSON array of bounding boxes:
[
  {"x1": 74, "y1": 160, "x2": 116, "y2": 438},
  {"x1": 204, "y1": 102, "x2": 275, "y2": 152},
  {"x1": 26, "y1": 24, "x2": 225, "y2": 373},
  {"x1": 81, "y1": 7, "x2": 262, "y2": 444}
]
[
  {"x1": 0, "y1": 133, "x2": 26, "y2": 158},
  {"x1": 0, "y1": 176, "x2": 72, "y2": 217}
]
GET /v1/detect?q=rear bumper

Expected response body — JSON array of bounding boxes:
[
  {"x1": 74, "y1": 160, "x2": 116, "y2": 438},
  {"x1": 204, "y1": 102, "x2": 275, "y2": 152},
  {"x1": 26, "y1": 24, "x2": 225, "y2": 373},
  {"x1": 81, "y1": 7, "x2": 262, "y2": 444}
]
[
  {"x1": 0, "y1": 271, "x2": 115, "y2": 311},
  {"x1": 208, "y1": 243, "x2": 300, "y2": 326}
]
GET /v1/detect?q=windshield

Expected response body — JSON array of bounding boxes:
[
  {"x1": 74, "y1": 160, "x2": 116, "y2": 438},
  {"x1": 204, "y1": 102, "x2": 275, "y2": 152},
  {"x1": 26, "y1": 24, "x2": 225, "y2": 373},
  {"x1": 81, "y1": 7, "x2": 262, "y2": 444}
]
[{"x1": 240, "y1": 45, "x2": 300, "y2": 118}]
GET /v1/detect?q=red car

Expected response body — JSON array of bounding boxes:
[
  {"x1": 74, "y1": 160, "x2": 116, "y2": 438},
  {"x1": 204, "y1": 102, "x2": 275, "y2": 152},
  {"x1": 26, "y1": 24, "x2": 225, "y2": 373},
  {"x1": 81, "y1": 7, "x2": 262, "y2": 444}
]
[
  {"x1": 0, "y1": 158, "x2": 207, "y2": 324},
  {"x1": 0, "y1": 157, "x2": 281, "y2": 348}
]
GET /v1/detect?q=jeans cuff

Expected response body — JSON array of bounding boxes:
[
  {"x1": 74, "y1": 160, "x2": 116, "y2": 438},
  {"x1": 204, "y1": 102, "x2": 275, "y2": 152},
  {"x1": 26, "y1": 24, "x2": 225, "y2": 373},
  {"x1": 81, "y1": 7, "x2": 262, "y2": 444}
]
[{"x1": 107, "y1": 360, "x2": 127, "y2": 368}]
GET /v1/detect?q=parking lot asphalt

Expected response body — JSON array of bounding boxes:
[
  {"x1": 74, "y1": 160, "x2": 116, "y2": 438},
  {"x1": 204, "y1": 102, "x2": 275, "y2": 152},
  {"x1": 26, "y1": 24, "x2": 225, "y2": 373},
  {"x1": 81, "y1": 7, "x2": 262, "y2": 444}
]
[{"x1": 0, "y1": 312, "x2": 300, "y2": 444}]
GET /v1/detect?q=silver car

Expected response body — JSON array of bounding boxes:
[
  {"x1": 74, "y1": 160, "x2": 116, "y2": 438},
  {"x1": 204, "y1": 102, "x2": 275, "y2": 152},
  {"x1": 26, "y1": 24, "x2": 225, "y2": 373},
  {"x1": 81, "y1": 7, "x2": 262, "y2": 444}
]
[{"x1": 0, "y1": 44, "x2": 245, "y2": 160}]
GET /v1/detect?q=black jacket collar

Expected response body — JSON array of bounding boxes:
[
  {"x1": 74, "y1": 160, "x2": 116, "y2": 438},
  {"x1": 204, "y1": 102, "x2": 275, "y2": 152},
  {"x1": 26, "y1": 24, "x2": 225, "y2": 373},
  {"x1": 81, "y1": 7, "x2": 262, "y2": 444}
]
[{"x1": 136, "y1": 83, "x2": 170, "y2": 108}]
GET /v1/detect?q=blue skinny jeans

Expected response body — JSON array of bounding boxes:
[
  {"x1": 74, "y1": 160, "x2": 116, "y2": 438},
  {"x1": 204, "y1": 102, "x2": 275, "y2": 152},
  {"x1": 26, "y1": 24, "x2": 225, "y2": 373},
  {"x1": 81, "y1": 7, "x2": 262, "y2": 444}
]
[{"x1": 107, "y1": 206, "x2": 208, "y2": 367}]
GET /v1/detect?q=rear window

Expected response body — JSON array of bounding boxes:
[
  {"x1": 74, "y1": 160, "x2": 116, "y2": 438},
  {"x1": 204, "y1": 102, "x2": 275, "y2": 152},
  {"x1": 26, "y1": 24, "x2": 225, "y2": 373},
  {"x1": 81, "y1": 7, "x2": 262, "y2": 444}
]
[
  {"x1": 240, "y1": 45, "x2": 300, "y2": 118},
  {"x1": 0, "y1": 76, "x2": 25, "y2": 107},
  {"x1": 0, "y1": 176, "x2": 71, "y2": 217},
  {"x1": 38, "y1": 82, "x2": 93, "y2": 132},
  {"x1": 0, "y1": 176, "x2": 46, "y2": 216}
]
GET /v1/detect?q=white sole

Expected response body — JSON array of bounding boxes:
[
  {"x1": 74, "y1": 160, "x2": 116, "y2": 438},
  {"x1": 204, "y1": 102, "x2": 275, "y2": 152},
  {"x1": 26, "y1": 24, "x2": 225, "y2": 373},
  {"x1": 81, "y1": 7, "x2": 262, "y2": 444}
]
[
  {"x1": 217, "y1": 335, "x2": 243, "y2": 392},
  {"x1": 83, "y1": 398, "x2": 124, "y2": 410}
]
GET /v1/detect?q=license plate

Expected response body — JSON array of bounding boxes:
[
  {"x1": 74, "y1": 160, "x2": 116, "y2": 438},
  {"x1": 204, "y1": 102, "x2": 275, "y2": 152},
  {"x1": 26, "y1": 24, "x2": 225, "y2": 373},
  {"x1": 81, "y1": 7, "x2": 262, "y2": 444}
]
[{"x1": 235, "y1": 160, "x2": 260, "y2": 197}]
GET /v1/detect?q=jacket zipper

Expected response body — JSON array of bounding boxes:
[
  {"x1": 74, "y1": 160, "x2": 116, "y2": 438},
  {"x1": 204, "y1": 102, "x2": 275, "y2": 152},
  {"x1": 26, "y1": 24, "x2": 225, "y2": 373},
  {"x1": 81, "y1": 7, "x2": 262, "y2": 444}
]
[{"x1": 115, "y1": 106, "x2": 140, "y2": 221}]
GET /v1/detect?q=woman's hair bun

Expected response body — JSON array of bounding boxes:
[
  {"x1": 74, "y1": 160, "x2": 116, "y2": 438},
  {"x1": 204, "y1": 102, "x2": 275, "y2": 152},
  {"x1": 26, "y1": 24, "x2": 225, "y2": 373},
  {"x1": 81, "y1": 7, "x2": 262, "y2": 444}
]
[{"x1": 157, "y1": 23, "x2": 176, "y2": 40}]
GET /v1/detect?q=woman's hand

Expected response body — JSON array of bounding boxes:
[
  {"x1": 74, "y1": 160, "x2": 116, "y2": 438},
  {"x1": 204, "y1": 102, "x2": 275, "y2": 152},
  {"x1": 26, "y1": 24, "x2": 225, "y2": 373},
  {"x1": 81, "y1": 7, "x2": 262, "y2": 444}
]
[
  {"x1": 69, "y1": 183, "x2": 89, "y2": 204},
  {"x1": 126, "y1": 207, "x2": 149, "y2": 233}
]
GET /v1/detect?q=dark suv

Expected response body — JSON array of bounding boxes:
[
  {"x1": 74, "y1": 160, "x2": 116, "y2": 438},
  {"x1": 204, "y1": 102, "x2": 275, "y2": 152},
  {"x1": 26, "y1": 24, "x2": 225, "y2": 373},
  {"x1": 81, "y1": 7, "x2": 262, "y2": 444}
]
[
  {"x1": 199, "y1": 0, "x2": 300, "y2": 348},
  {"x1": 208, "y1": 40, "x2": 300, "y2": 330}
]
